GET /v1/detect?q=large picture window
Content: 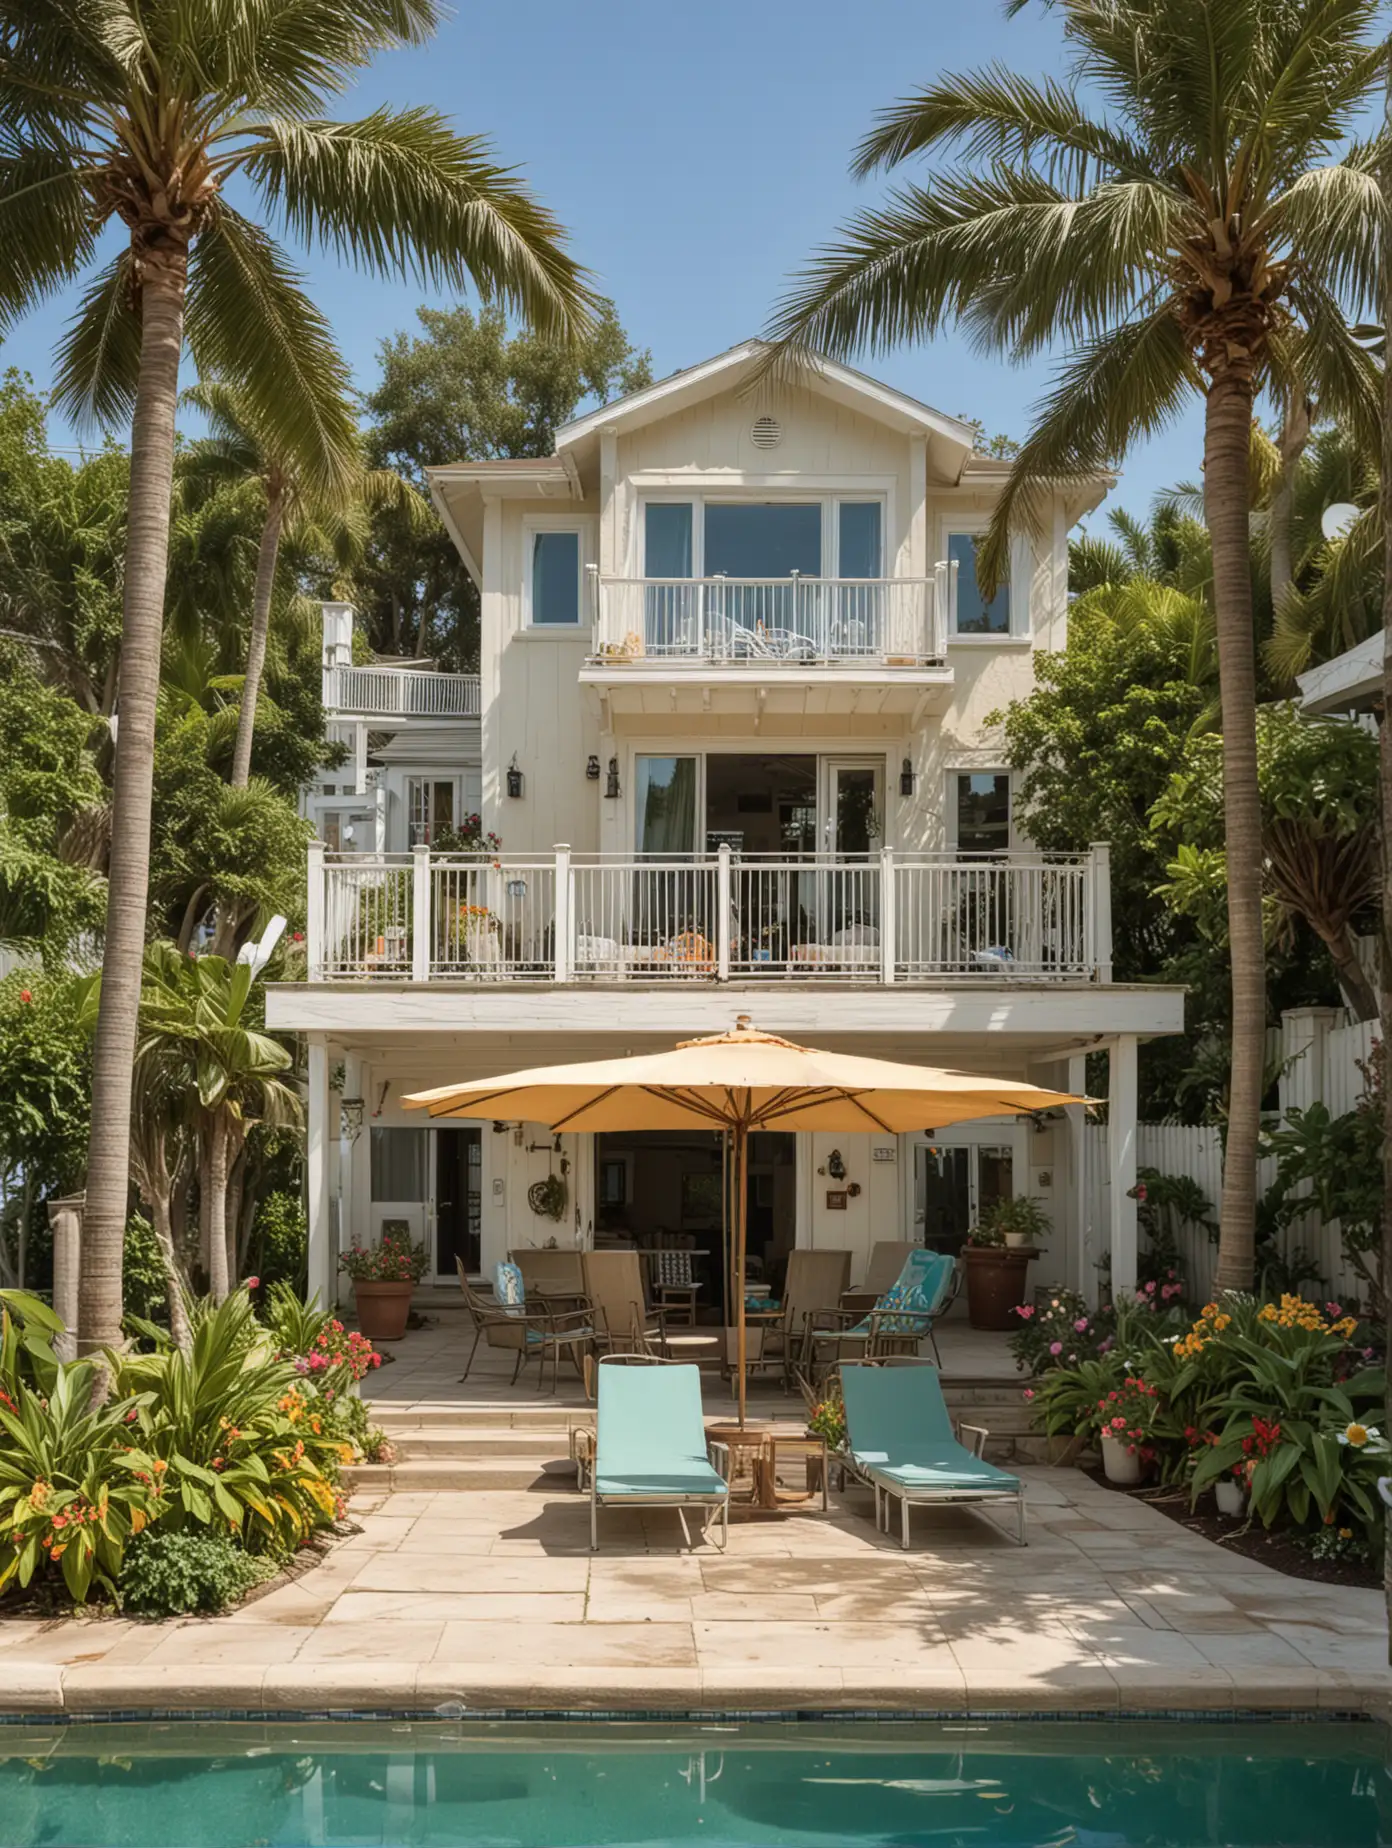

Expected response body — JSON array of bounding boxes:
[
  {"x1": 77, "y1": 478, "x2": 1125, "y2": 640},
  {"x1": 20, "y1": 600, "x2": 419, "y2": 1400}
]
[{"x1": 954, "y1": 771, "x2": 1011, "y2": 855}]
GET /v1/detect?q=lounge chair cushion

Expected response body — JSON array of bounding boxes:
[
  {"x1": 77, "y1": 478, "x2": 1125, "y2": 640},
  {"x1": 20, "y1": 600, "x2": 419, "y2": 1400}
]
[
  {"x1": 855, "y1": 1449, "x2": 1020, "y2": 1493},
  {"x1": 594, "y1": 1363, "x2": 727, "y2": 1502},
  {"x1": 849, "y1": 1248, "x2": 954, "y2": 1336},
  {"x1": 494, "y1": 1260, "x2": 525, "y2": 1314},
  {"x1": 524, "y1": 1324, "x2": 593, "y2": 1346}
]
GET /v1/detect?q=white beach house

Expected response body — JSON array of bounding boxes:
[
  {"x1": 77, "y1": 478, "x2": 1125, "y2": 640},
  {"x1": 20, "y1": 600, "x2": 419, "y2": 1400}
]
[{"x1": 267, "y1": 342, "x2": 1184, "y2": 1311}]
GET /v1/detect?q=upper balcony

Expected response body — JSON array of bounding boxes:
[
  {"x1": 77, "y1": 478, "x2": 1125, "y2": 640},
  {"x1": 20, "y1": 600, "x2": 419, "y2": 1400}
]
[
  {"x1": 305, "y1": 841, "x2": 1113, "y2": 988},
  {"x1": 581, "y1": 568, "x2": 954, "y2": 718},
  {"x1": 322, "y1": 663, "x2": 481, "y2": 722}
]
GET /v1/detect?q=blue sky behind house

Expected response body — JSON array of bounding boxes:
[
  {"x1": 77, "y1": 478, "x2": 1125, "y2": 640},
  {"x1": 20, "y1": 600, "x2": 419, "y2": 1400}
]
[{"x1": 4, "y1": 0, "x2": 1207, "y2": 523}]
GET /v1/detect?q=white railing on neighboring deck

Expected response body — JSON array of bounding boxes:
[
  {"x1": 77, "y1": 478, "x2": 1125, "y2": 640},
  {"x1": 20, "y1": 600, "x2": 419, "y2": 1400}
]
[
  {"x1": 307, "y1": 843, "x2": 1112, "y2": 985},
  {"x1": 322, "y1": 664, "x2": 481, "y2": 718},
  {"x1": 589, "y1": 574, "x2": 943, "y2": 666}
]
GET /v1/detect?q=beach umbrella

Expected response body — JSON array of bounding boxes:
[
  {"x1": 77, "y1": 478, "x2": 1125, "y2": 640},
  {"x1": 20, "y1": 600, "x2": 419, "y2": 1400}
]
[{"x1": 404, "y1": 1018, "x2": 1082, "y2": 1424}]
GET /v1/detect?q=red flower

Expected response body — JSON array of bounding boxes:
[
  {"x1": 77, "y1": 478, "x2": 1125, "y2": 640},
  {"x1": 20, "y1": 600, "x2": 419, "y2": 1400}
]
[
  {"x1": 245, "y1": 1276, "x2": 260, "y2": 1290},
  {"x1": 18, "y1": 989, "x2": 32, "y2": 1004}
]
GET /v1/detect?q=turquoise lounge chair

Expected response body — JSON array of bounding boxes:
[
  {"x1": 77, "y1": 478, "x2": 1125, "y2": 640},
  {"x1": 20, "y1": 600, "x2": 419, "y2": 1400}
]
[
  {"x1": 590, "y1": 1357, "x2": 729, "y2": 1551},
  {"x1": 805, "y1": 1248, "x2": 958, "y2": 1378},
  {"x1": 840, "y1": 1362, "x2": 1026, "y2": 1549}
]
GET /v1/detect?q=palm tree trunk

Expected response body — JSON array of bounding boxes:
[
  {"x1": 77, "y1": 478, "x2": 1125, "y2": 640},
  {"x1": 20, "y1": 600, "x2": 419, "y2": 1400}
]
[
  {"x1": 1205, "y1": 370, "x2": 1265, "y2": 1295},
  {"x1": 1316, "y1": 922, "x2": 1379, "y2": 1025},
  {"x1": 229, "y1": 486, "x2": 285, "y2": 788},
  {"x1": 149, "y1": 1183, "x2": 192, "y2": 1353},
  {"x1": 78, "y1": 259, "x2": 188, "y2": 1357},
  {"x1": 206, "y1": 1115, "x2": 230, "y2": 1303}
]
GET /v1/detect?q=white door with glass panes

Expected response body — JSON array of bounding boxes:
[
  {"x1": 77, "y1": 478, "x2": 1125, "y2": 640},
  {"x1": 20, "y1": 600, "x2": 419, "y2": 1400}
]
[
  {"x1": 369, "y1": 1125, "x2": 482, "y2": 1281},
  {"x1": 818, "y1": 759, "x2": 883, "y2": 958},
  {"x1": 909, "y1": 1122, "x2": 1025, "y2": 1261}
]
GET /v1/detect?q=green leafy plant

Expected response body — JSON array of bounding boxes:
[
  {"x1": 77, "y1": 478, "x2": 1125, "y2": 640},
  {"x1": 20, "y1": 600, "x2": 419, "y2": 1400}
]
[
  {"x1": 0, "y1": 1361, "x2": 159, "y2": 1602},
  {"x1": 120, "y1": 1530, "x2": 276, "y2": 1618}
]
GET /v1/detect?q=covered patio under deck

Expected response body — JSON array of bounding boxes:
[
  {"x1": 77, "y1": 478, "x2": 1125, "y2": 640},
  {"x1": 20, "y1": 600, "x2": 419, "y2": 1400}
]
[{"x1": 265, "y1": 981, "x2": 1186, "y2": 1320}]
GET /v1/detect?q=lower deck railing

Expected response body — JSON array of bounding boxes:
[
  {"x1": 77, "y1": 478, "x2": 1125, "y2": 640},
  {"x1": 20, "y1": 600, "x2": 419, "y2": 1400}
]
[{"x1": 307, "y1": 844, "x2": 1112, "y2": 984}]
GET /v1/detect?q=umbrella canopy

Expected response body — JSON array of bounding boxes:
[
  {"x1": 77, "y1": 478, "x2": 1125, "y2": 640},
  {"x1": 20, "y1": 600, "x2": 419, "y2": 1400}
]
[
  {"x1": 403, "y1": 1020, "x2": 1081, "y2": 1135},
  {"x1": 403, "y1": 1020, "x2": 1084, "y2": 1426}
]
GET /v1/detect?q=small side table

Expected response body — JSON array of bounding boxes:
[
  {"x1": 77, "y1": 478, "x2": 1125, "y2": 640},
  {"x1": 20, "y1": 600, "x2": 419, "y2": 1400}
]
[{"x1": 757, "y1": 1427, "x2": 829, "y2": 1511}]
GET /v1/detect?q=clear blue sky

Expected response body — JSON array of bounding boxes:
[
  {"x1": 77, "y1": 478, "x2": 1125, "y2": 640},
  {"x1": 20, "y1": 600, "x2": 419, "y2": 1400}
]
[{"x1": 3, "y1": 0, "x2": 1205, "y2": 525}]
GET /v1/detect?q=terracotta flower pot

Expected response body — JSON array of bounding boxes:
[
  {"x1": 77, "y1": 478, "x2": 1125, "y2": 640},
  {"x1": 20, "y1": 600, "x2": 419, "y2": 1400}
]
[
  {"x1": 963, "y1": 1246, "x2": 1036, "y2": 1330},
  {"x1": 353, "y1": 1279, "x2": 414, "y2": 1342}
]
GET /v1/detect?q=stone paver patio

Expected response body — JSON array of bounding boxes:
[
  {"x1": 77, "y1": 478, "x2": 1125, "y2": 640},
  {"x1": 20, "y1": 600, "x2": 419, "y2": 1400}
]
[{"x1": 1, "y1": 1465, "x2": 1387, "y2": 1717}]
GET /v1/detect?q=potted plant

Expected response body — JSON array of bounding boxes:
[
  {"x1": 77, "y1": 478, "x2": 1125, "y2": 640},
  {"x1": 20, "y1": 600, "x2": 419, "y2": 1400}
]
[
  {"x1": 1214, "y1": 1469, "x2": 1248, "y2": 1518},
  {"x1": 993, "y1": 1195, "x2": 1051, "y2": 1251},
  {"x1": 339, "y1": 1226, "x2": 429, "y2": 1342},
  {"x1": 1093, "y1": 1375, "x2": 1159, "y2": 1484},
  {"x1": 962, "y1": 1199, "x2": 1048, "y2": 1330}
]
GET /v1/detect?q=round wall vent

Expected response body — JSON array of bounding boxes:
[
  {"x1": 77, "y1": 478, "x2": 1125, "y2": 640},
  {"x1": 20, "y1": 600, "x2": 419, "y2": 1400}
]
[{"x1": 750, "y1": 415, "x2": 783, "y2": 450}]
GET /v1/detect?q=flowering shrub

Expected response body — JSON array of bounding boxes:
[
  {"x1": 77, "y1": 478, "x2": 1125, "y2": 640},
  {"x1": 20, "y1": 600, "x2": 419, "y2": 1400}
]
[
  {"x1": 1009, "y1": 1290, "x2": 1104, "y2": 1374},
  {"x1": 806, "y1": 1384, "x2": 847, "y2": 1453},
  {"x1": 339, "y1": 1228, "x2": 429, "y2": 1284}
]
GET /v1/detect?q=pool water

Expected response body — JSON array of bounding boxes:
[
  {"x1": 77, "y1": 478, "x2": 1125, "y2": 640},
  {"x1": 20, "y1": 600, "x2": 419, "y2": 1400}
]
[{"x1": 0, "y1": 1718, "x2": 1387, "y2": 1847}]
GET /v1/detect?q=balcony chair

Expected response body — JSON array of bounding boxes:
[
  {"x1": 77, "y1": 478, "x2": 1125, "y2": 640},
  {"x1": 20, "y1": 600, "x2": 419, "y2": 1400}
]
[
  {"x1": 589, "y1": 1356, "x2": 729, "y2": 1552},
  {"x1": 746, "y1": 1248, "x2": 852, "y2": 1391},
  {"x1": 650, "y1": 1247, "x2": 701, "y2": 1324},
  {"x1": 839, "y1": 1360, "x2": 1026, "y2": 1549},
  {"x1": 454, "y1": 1258, "x2": 593, "y2": 1394},
  {"x1": 805, "y1": 1248, "x2": 959, "y2": 1378}
]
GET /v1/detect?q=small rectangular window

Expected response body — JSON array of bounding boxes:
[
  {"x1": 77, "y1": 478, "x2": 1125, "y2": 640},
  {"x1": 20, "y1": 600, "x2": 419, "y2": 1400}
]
[
  {"x1": 838, "y1": 502, "x2": 881, "y2": 579},
  {"x1": 644, "y1": 503, "x2": 693, "y2": 577},
  {"x1": 949, "y1": 533, "x2": 1010, "y2": 635},
  {"x1": 955, "y1": 772, "x2": 1011, "y2": 855},
  {"x1": 530, "y1": 530, "x2": 581, "y2": 625}
]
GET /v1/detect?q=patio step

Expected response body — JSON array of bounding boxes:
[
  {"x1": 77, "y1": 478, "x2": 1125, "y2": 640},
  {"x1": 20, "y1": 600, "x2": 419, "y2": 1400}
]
[
  {"x1": 343, "y1": 1455, "x2": 578, "y2": 1494},
  {"x1": 387, "y1": 1428, "x2": 575, "y2": 1462},
  {"x1": 369, "y1": 1404, "x2": 591, "y2": 1433}
]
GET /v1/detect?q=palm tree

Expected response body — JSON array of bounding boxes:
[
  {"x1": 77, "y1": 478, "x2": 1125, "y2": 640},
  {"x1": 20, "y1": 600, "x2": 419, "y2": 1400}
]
[
  {"x1": 138, "y1": 945, "x2": 300, "y2": 1302},
  {"x1": 179, "y1": 380, "x2": 431, "y2": 793},
  {"x1": 765, "y1": 0, "x2": 1381, "y2": 1291},
  {"x1": 2, "y1": 2, "x2": 594, "y2": 1352}
]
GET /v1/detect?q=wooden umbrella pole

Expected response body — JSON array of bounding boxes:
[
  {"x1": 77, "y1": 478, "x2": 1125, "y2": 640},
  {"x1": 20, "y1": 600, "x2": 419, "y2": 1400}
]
[{"x1": 734, "y1": 1120, "x2": 749, "y2": 1429}]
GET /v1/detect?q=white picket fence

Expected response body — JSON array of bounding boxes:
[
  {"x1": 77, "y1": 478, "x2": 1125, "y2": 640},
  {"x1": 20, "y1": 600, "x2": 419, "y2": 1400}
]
[{"x1": 1080, "y1": 1008, "x2": 1377, "y2": 1307}]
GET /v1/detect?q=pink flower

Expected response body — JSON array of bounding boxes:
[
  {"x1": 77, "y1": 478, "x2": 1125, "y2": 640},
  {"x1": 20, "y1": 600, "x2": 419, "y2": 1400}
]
[
  {"x1": 1073, "y1": 1317, "x2": 1088, "y2": 1333},
  {"x1": 1144, "y1": 1280, "x2": 1156, "y2": 1294},
  {"x1": 1015, "y1": 1304, "x2": 1034, "y2": 1320},
  {"x1": 1326, "y1": 1303, "x2": 1343, "y2": 1320},
  {"x1": 292, "y1": 931, "x2": 304, "y2": 943},
  {"x1": 1049, "y1": 1341, "x2": 1063, "y2": 1356},
  {"x1": 1023, "y1": 1388, "x2": 1035, "y2": 1401},
  {"x1": 245, "y1": 1276, "x2": 260, "y2": 1290},
  {"x1": 1098, "y1": 1337, "x2": 1114, "y2": 1355}
]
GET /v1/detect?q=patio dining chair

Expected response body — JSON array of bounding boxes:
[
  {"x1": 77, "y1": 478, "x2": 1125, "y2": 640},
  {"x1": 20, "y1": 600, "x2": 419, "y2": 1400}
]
[
  {"x1": 454, "y1": 1259, "x2": 593, "y2": 1394},
  {"x1": 746, "y1": 1248, "x2": 851, "y2": 1391},
  {"x1": 839, "y1": 1242, "x2": 919, "y2": 1318},
  {"x1": 805, "y1": 1248, "x2": 958, "y2": 1378},
  {"x1": 580, "y1": 1250, "x2": 665, "y2": 1355}
]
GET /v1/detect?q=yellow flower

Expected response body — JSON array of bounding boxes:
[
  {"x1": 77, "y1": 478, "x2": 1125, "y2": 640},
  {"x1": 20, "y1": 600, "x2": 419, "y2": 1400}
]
[
  {"x1": 1340, "y1": 1423, "x2": 1372, "y2": 1448},
  {"x1": 1338, "y1": 1527, "x2": 1353, "y2": 1540}
]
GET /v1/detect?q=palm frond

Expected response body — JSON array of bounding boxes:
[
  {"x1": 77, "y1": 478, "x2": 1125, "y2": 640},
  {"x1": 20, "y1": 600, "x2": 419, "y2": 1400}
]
[
  {"x1": 184, "y1": 207, "x2": 359, "y2": 498},
  {"x1": 192, "y1": 0, "x2": 440, "y2": 116},
  {"x1": 49, "y1": 251, "x2": 142, "y2": 433},
  {"x1": 974, "y1": 307, "x2": 1194, "y2": 593},
  {"x1": 1261, "y1": 143, "x2": 1384, "y2": 318},
  {"x1": 0, "y1": 141, "x2": 95, "y2": 335},
  {"x1": 851, "y1": 67, "x2": 1163, "y2": 190},
  {"x1": 238, "y1": 108, "x2": 597, "y2": 342}
]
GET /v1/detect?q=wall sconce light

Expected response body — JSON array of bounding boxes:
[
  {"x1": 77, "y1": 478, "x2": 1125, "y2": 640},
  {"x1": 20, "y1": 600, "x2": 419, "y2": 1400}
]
[
  {"x1": 339, "y1": 1096, "x2": 365, "y2": 1143},
  {"x1": 827, "y1": 1147, "x2": 847, "y2": 1180},
  {"x1": 585, "y1": 754, "x2": 601, "y2": 781},
  {"x1": 605, "y1": 756, "x2": 621, "y2": 799},
  {"x1": 899, "y1": 757, "x2": 916, "y2": 798},
  {"x1": 506, "y1": 753, "x2": 524, "y2": 799}
]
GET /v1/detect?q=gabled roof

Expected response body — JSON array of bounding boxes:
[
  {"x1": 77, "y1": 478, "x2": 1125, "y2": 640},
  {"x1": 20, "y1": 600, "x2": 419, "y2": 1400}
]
[{"x1": 557, "y1": 339, "x2": 976, "y2": 460}]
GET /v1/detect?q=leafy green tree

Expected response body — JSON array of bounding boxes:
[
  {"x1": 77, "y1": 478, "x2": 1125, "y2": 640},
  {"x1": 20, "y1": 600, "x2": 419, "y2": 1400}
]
[
  {"x1": 1154, "y1": 704, "x2": 1380, "y2": 1023},
  {"x1": 133, "y1": 947, "x2": 301, "y2": 1302},
  {"x1": 0, "y1": 643, "x2": 107, "y2": 964},
  {"x1": 766, "y1": 0, "x2": 1382, "y2": 1288},
  {"x1": 0, "y1": 973, "x2": 91, "y2": 1290},
  {"x1": 357, "y1": 301, "x2": 652, "y2": 663},
  {"x1": 3, "y1": 0, "x2": 594, "y2": 1352}
]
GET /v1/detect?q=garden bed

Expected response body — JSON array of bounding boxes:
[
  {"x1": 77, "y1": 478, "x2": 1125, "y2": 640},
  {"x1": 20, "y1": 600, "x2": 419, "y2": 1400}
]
[{"x1": 1086, "y1": 1468, "x2": 1380, "y2": 1590}]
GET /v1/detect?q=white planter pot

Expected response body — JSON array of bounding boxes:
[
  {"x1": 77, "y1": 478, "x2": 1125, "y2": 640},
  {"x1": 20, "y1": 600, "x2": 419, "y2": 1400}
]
[
  {"x1": 1003, "y1": 1232, "x2": 1031, "y2": 1249},
  {"x1": 1215, "y1": 1479, "x2": 1247, "y2": 1518},
  {"x1": 1100, "y1": 1433, "x2": 1144, "y2": 1485}
]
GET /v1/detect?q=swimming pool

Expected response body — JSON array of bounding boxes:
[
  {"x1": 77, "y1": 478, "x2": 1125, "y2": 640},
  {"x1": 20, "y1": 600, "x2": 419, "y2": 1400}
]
[{"x1": 0, "y1": 1717, "x2": 1386, "y2": 1846}]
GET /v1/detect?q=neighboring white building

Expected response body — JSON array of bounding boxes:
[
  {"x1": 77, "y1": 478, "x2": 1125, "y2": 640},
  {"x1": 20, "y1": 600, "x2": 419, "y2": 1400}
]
[{"x1": 270, "y1": 342, "x2": 1184, "y2": 1310}]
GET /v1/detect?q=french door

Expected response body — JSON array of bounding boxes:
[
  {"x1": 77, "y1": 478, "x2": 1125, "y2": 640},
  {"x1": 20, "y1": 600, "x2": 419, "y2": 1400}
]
[{"x1": 910, "y1": 1126, "x2": 1019, "y2": 1259}]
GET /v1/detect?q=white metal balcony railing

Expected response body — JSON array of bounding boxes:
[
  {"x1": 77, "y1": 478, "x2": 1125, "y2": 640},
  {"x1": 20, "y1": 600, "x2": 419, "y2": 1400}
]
[
  {"x1": 588, "y1": 566, "x2": 955, "y2": 667},
  {"x1": 322, "y1": 663, "x2": 481, "y2": 718},
  {"x1": 307, "y1": 842, "x2": 1112, "y2": 985}
]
